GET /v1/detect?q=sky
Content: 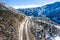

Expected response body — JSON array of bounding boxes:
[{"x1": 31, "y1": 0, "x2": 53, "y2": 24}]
[{"x1": 1, "y1": 0, "x2": 60, "y2": 9}]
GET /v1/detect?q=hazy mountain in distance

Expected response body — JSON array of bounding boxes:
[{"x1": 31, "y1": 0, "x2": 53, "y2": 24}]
[
  {"x1": 41, "y1": 2, "x2": 60, "y2": 23},
  {"x1": 18, "y1": 2, "x2": 60, "y2": 24},
  {"x1": 18, "y1": 7, "x2": 42, "y2": 17}
]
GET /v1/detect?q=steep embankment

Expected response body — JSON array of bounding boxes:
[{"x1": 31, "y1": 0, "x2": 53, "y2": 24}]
[{"x1": 0, "y1": 3, "x2": 26, "y2": 40}]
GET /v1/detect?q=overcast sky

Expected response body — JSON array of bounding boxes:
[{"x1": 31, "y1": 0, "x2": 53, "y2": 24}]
[{"x1": 1, "y1": 0, "x2": 60, "y2": 9}]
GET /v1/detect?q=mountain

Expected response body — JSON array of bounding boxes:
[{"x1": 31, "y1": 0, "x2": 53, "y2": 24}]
[
  {"x1": 41, "y1": 2, "x2": 60, "y2": 23},
  {"x1": 0, "y1": 2, "x2": 60, "y2": 40},
  {"x1": 18, "y1": 7, "x2": 42, "y2": 17},
  {"x1": 18, "y1": 2, "x2": 60, "y2": 24},
  {"x1": 0, "y1": 2, "x2": 26, "y2": 40}
]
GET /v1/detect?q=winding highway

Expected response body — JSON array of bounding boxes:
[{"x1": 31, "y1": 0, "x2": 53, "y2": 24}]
[{"x1": 19, "y1": 17, "x2": 34, "y2": 40}]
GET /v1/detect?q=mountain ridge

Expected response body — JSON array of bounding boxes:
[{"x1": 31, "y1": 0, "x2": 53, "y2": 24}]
[{"x1": 18, "y1": 2, "x2": 60, "y2": 23}]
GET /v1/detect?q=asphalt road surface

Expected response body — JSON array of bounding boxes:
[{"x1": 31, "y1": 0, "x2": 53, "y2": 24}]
[{"x1": 19, "y1": 17, "x2": 34, "y2": 40}]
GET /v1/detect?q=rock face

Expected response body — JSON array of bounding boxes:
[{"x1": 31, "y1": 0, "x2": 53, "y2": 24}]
[{"x1": 0, "y1": 3, "x2": 25, "y2": 40}]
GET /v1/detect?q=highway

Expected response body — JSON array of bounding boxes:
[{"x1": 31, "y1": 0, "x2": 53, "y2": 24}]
[
  {"x1": 19, "y1": 17, "x2": 34, "y2": 40},
  {"x1": 25, "y1": 17, "x2": 32, "y2": 40}
]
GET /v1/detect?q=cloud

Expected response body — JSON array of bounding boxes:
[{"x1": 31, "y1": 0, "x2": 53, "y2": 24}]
[
  {"x1": 12, "y1": 4, "x2": 40, "y2": 9},
  {"x1": 12, "y1": 1, "x2": 57, "y2": 9}
]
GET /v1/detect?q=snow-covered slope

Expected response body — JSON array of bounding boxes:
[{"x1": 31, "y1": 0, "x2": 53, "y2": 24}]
[
  {"x1": 18, "y1": 7, "x2": 42, "y2": 17},
  {"x1": 41, "y1": 2, "x2": 60, "y2": 23},
  {"x1": 18, "y1": 2, "x2": 60, "y2": 24}
]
